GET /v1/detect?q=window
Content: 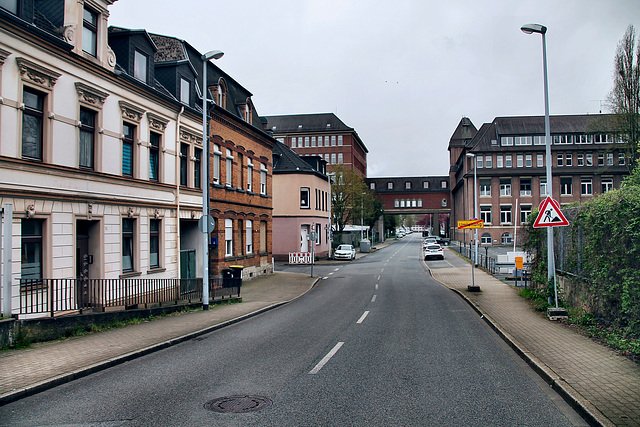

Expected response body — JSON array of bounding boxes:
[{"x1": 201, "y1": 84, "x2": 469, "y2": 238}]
[
  {"x1": 481, "y1": 233, "x2": 492, "y2": 244},
  {"x1": 516, "y1": 154, "x2": 523, "y2": 168},
  {"x1": 499, "y1": 179, "x2": 511, "y2": 196},
  {"x1": 485, "y1": 155, "x2": 492, "y2": 168},
  {"x1": 149, "y1": 132, "x2": 160, "y2": 181},
  {"x1": 441, "y1": 181, "x2": 447, "y2": 189},
  {"x1": 618, "y1": 153, "x2": 625, "y2": 166},
  {"x1": 1, "y1": 0, "x2": 18, "y2": 14},
  {"x1": 247, "y1": 159, "x2": 253, "y2": 192},
  {"x1": 260, "y1": 163, "x2": 267, "y2": 195},
  {"x1": 226, "y1": 149, "x2": 233, "y2": 187},
  {"x1": 330, "y1": 153, "x2": 336, "y2": 164},
  {"x1": 479, "y1": 179, "x2": 491, "y2": 196},
  {"x1": 180, "y1": 77, "x2": 190, "y2": 104},
  {"x1": 400, "y1": 200, "x2": 405, "y2": 207},
  {"x1": 525, "y1": 154, "x2": 532, "y2": 167},
  {"x1": 149, "y1": 219, "x2": 160, "y2": 269},
  {"x1": 496, "y1": 155, "x2": 503, "y2": 168},
  {"x1": 291, "y1": 137, "x2": 297, "y2": 148},
  {"x1": 300, "y1": 187, "x2": 310, "y2": 209},
  {"x1": 338, "y1": 135, "x2": 343, "y2": 146},
  {"x1": 501, "y1": 233, "x2": 513, "y2": 245},
  {"x1": 213, "y1": 144, "x2": 221, "y2": 184},
  {"x1": 79, "y1": 108, "x2": 96, "y2": 170},
  {"x1": 520, "y1": 205, "x2": 532, "y2": 223},
  {"x1": 22, "y1": 88, "x2": 45, "y2": 161},
  {"x1": 586, "y1": 153, "x2": 593, "y2": 166},
  {"x1": 500, "y1": 206, "x2": 512, "y2": 224},
  {"x1": 387, "y1": 182, "x2": 393, "y2": 190},
  {"x1": 598, "y1": 153, "x2": 605, "y2": 166},
  {"x1": 337, "y1": 153, "x2": 343, "y2": 164},
  {"x1": 82, "y1": 6, "x2": 98, "y2": 56},
  {"x1": 520, "y1": 178, "x2": 532, "y2": 196},
  {"x1": 540, "y1": 178, "x2": 548, "y2": 196},
  {"x1": 405, "y1": 182, "x2": 411, "y2": 189},
  {"x1": 194, "y1": 147, "x2": 201, "y2": 188},
  {"x1": 557, "y1": 153, "x2": 563, "y2": 167},
  {"x1": 533, "y1": 135, "x2": 545, "y2": 145},
  {"x1": 606, "y1": 153, "x2": 613, "y2": 166},
  {"x1": 553, "y1": 135, "x2": 569, "y2": 144},
  {"x1": 581, "y1": 178, "x2": 593, "y2": 195},
  {"x1": 515, "y1": 136, "x2": 532, "y2": 145},
  {"x1": 246, "y1": 220, "x2": 253, "y2": 254},
  {"x1": 577, "y1": 154, "x2": 584, "y2": 166},
  {"x1": 423, "y1": 181, "x2": 429, "y2": 189},
  {"x1": 565, "y1": 154, "x2": 572, "y2": 167},
  {"x1": 331, "y1": 136, "x2": 336, "y2": 146},
  {"x1": 371, "y1": 183, "x2": 376, "y2": 190},
  {"x1": 122, "y1": 218, "x2": 135, "y2": 272},
  {"x1": 602, "y1": 177, "x2": 614, "y2": 193},
  {"x1": 21, "y1": 219, "x2": 43, "y2": 279},
  {"x1": 122, "y1": 123, "x2": 135, "y2": 177},
  {"x1": 304, "y1": 137, "x2": 310, "y2": 147},
  {"x1": 180, "y1": 143, "x2": 189, "y2": 186},
  {"x1": 560, "y1": 177, "x2": 572, "y2": 195},
  {"x1": 505, "y1": 155, "x2": 512, "y2": 168},
  {"x1": 480, "y1": 206, "x2": 492, "y2": 224},
  {"x1": 394, "y1": 200, "x2": 399, "y2": 208},
  {"x1": 225, "y1": 219, "x2": 233, "y2": 257},
  {"x1": 477, "y1": 156, "x2": 483, "y2": 168},
  {"x1": 501, "y1": 136, "x2": 513, "y2": 146},
  {"x1": 237, "y1": 153, "x2": 244, "y2": 191},
  {"x1": 537, "y1": 154, "x2": 544, "y2": 168},
  {"x1": 133, "y1": 51, "x2": 148, "y2": 83}
]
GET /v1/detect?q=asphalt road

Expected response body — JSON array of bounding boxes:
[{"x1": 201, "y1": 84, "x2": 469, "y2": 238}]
[{"x1": 0, "y1": 234, "x2": 584, "y2": 426}]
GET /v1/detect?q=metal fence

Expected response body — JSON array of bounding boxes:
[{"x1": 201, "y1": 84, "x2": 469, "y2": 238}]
[
  {"x1": 18, "y1": 277, "x2": 241, "y2": 317},
  {"x1": 450, "y1": 242, "x2": 498, "y2": 275}
]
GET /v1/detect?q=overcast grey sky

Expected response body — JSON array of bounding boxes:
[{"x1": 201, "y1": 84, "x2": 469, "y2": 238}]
[{"x1": 109, "y1": 0, "x2": 638, "y2": 178}]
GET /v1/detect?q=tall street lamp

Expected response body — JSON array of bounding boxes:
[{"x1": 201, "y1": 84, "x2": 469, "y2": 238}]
[
  {"x1": 521, "y1": 24, "x2": 556, "y2": 301},
  {"x1": 466, "y1": 153, "x2": 479, "y2": 291},
  {"x1": 201, "y1": 49, "x2": 224, "y2": 310}
]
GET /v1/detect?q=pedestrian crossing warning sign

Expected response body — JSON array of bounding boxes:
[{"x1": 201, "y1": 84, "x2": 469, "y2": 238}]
[{"x1": 533, "y1": 197, "x2": 569, "y2": 228}]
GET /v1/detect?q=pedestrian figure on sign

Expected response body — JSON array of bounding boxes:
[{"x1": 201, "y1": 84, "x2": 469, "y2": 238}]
[{"x1": 543, "y1": 208, "x2": 560, "y2": 223}]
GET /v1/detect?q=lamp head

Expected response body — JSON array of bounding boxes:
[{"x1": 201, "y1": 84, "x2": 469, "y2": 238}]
[
  {"x1": 521, "y1": 24, "x2": 547, "y2": 35},
  {"x1": 203, "y1": 50, "x2": 224, "y2": 61}
]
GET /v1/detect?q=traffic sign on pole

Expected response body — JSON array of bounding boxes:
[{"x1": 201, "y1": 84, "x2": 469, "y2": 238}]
[
  {"x1": 457, "y1": 219, "x2": 484, "y2": 229},
  {"x1": 533, "y1": 197, "x2": 569, "y2": 228}
]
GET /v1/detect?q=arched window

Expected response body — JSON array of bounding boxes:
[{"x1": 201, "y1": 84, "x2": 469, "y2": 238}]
[
  {"x1": 501, "y1": 232, "x2": 513, "y2": 245},
  {"x1": 481, "y1": 233, "x2": 492, "y2": 244},
  {"x1": 217, "y1": 78, "x2": 227, "y2": 108}
]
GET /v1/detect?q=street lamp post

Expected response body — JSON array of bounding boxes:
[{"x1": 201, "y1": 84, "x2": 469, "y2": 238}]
[
  {"x1": 521, "y1": 24, "x2": 557, "y2": 307},
  {"x1": 466, "y1": 153, "x2": 479, "y2": 291},
  {"x1": 201, "y1": 49, "x2": 224, "y2": 310}
]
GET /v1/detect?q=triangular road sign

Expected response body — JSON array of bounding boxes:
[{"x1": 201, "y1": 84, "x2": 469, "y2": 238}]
[{"x1": 533, "y1": 197, "x2": 569, "y2": 228}]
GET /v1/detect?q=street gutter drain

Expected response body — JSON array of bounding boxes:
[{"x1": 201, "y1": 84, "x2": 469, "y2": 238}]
[{"x1": 204, "y1": 395, "x2": 272, "y2": 413}]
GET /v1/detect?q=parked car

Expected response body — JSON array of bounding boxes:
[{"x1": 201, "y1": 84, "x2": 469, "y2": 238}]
[
  {"x1": 423, "y1": 237, "x2": 437, "y2": 247},
  {"x1": 424, "y1": 244, "x2": 445, "y2": 260},
  {"x1": 435, "y1": 236, "x2": 450, "y2": 246},
  {"x1": 334, "y1": 244, "x2": 356, "y2": 260}
]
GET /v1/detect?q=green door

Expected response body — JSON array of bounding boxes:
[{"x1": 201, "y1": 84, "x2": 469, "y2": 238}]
[{"x1": 180, "y1": 250, "x2": 196, "y2": 294}]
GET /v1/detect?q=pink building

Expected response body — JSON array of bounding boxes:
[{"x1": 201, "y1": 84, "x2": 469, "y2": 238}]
[{"x1": 272, "y1": 142, "x2": 331, "y2": 260}]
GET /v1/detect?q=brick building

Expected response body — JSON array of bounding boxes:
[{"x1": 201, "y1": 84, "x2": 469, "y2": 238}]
[
  {"x1": 449, "y1": 115, "x2": 630, "y2": 245},
  {"x1": 264, "y1": 113, "x2": 368, "y2": 178}
]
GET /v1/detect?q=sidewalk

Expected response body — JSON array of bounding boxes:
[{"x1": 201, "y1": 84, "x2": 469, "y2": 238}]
[
  {"x1": 429, "y1": 248, "x2": 640, "y2": 427},
  {"x1": 0, "y1": 271, "x2": 318, "y2": 406}
]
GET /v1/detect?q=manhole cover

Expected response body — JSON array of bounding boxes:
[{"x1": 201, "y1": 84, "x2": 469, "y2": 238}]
[{"x1": 204, "y1": 395, "x2": 272, "y2": 413}]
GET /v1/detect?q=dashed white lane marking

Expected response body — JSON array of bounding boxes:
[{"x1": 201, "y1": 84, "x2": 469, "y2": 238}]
[
  {"x1": 371, "y1": 295, "x2": 377, "y2": 302},
  {"x1": 356, "y1": 311, "x2": 370, "y2": 324},
  {"x1": 375, "y1": 284, "x2": 379, "y2": 290},
  {"x1": 309, "y1": 342, "x2": 344, "y2": 375}
]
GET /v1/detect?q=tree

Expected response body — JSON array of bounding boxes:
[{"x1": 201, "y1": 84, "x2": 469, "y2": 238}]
[
  {"x1": 607, "y1": 24, "x2": 640, "y2": 172},
  {"x1": 330, "y1": 165, "x2": 368, "y2": 233}
]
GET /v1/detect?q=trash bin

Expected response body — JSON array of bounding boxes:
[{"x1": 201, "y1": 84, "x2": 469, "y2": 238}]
[
  {"x1": 360, "y1": 239, "x2": 371, "y2": 253},
  {"x1": 229, "y1": 265, "x2": 244, "y2": 287},
  {"x1": 222, "y1": 268, "x2": 234, "y2": 287}
]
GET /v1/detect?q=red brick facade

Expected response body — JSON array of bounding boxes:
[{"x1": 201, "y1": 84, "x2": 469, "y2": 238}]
[{"x1": 208, "y1": 112, "x2": 274, "y2": 278}]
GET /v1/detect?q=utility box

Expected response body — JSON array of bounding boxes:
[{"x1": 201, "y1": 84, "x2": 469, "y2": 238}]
[{"x1": 360, "y1": 239, "x2": 371, "y2": 253}]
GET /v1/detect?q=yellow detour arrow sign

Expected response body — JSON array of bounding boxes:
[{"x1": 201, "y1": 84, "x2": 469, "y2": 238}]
[{"x1": 457, "y1": 219, "x2": 484, "y2": 229}]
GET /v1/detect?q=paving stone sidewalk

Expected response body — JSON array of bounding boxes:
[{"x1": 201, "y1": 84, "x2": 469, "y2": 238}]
[
  {"x1": 429, "y1": 248, "x2": 640, "y2": 427},
  {"x1": 0, "y1": 271, "x2": 317, "y2": 406}
]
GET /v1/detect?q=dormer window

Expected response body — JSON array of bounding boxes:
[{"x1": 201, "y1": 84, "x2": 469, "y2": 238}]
[
  {"x1": 82, "y1": 6, "x2": 98, "y2": 56},
  {"x1": 180, "y1": 77, "x2": 190, "y2": 104},
  {"x1": 134, "y1": 50, "x2": 148, "y2": 82}
]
